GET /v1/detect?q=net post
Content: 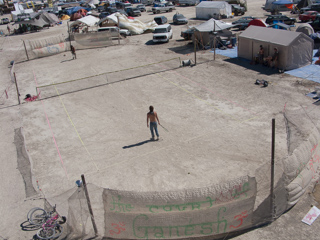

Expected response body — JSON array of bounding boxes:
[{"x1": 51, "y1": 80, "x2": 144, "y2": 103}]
[
  {"x1": 81, "y1": 174, "x2": 98, "y2": 236},
  {"x1": 22, "y1": 40, "x2": 29, "y2": 61},
  {"x1": 14, "y1": 73, "x2": 20, "y2": 105},
  {"x1": 270, "y1": 118, "x2": 275, "y2": 221}
]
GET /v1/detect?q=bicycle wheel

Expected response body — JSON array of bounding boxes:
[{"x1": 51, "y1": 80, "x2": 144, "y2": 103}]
[
  {"x1": 29, "y1": 208, "x2": 48, "y2": 226},
  {"x1": 27, "y1": 207, "x2": 41, "y2": 222},
  {"x1": 37, "y1": 227, "x2": 56, "y2": 239},
  {"x1": 53, "y1": 224, "x2": 63, "y2": 239}
]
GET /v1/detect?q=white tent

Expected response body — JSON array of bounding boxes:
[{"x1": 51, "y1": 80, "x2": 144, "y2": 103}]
[
  {"x1": 70, "y1": 15, "x2": 100, "y2": 27},
  {"x1": 296, "y1": 23, "x2": 314, "y2": 36},
  {"x1": 196, "y1": 1, "x2": 232, "y2": 20},
  {"x1": 238, "y1": 26, "x2": 314, "y2": 70}
]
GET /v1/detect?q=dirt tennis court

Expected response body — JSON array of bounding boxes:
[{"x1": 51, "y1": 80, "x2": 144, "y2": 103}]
[
  {"x1": 13, "y1": 39, "x2": 319, "y2": 197},
  {"x1": 2, "y1": 0, "x2": 320, "y2": 238}
]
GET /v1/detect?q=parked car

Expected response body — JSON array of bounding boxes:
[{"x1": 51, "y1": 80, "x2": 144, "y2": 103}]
[
  {"x1": 232, "y1": 16, "x2": 257, "y2": 30},
  {"x1": 265, "y1": 15, "x2": 296, "y2": 25},
  {"x1": 180, "y1": 28, "x2": 194, "y2": 40},
  {"x1": 125, "y1": 7, "x2": 141, "y2": 17},
  {"x1": 153, "y1": 24, "x2": 173, "y2": 43},
  {"x1": 152, "y1": 3, "x2": 175, "y2": 14},
  {"x1": 117, "y1": 9, "x2": 128, "y2": 17},
  {"x1": 173, "y1": 13, "x2": 188, "y2": 24},
  {"x1": 310, "y1": 14, "x2": 320, "y2": 32},
  {"x1": 154, "y1": 16, "x2": 168, "y2": 25},
  {"x1": 300, "y1": 3, "x2": 320, "y2": 14},
  {"x1": 97, "y1": 27, "x2": 131, "y2": 38},
  {"x1": 299, "y1": 11, "x2": 318, "y2": 22},
  {"x1": 231, "y1": 4, "x2": 245, "y2": 16},
  {"x1": 116, "y1": 2, "x2": 132, "y2": 9},
  {"x1": 137, "y1": 4, "x2": 146, "y2": 12},
  {"x1": 99, "y1": 11, "x2": 110, "y2": 19},
  {"x1": 1, "y1": 17, "x2": 10, "y2": 24}
]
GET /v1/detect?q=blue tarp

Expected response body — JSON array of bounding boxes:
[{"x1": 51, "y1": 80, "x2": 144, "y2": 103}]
[{"x1": 66, "y1": 6, "x2": 91, "y2": 16}]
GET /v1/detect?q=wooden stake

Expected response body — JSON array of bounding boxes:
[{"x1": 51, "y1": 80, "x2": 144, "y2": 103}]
[
  {"x1": 81, "y1": 174, "x2": 98, "y2": 236},
  {"x1": 14, "y1": 73, "x2": 20, "y2": 105}
]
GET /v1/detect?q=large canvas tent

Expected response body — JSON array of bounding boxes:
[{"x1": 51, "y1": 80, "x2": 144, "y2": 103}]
[
  {"x1": 193, "y1": 18, "x2": 234, "y2": 47},
  {"x1": 196, "y1": 1, "x2": 232, "y2": 20},
  {"x1": 238, "y1": 26, "x2": 313, "y2": 70}
]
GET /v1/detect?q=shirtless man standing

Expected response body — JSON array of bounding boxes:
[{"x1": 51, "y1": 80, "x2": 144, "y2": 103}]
[{"x1": 147, "y1": 106, "x2": 160, "y2": 140}]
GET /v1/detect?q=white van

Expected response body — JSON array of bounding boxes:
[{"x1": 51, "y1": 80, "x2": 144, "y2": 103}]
[
  {"x1": 97, "y1": 27, "x2": 131, "y2": 38},
  {"x1": 152, "y1": 24, "x2": 173, "y2": 43}
]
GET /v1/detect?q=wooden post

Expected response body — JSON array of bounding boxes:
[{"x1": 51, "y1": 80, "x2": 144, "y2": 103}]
[
  {"x1": 67, "y1": 21, "x2": 71, "y2": 48},
  {"x1": 213, "y1": 21, "x2": 216, "y2": 61},
  {"x1": 13, "y1": 73, "x2": 20, "y2": 105},
  {"x1": 22, "y1": 40, "x2": 29, "y2": 61},
  {"x1": 81, "y1": 174, "x2": 98, "y2": 236},
  {"x1": 270, "y1": 118, "x2": 275, "y2": 221}
]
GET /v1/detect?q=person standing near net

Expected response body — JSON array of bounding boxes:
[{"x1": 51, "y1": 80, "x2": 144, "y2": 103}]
[
  {"x1": 70, "y1": 45, "x2": 76, "y2": 59},
  {"x1": 147, "y1": 106, "x2": 160, "y2": 141}
]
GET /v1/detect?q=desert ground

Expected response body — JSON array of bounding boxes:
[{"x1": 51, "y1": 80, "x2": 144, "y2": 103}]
[{"x1": 1, "y1": 0, "x2": 320, "y2": 239}]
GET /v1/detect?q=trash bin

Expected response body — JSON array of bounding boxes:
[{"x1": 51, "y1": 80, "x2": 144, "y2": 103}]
[{"x1": 231, "y1": 37, "x2": 237, "y2": 46}]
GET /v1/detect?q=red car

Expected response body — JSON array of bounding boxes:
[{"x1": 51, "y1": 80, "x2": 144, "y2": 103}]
[{"x1": 299, "y1": 11, "x2": 318, "y2": 22}]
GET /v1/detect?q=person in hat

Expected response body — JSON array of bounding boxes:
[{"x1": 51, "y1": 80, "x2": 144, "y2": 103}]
[{"x1": 258, "y1": 45, "x2": 264, "y2": 64}]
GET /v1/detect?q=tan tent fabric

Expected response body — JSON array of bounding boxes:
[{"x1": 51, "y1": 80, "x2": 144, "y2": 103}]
[
  {"x1": 61, "y1": 15, "x2": 70, "y2": 20},
  {"x1": 238, "y1": 26, "x2": 314, "y2": 70}
]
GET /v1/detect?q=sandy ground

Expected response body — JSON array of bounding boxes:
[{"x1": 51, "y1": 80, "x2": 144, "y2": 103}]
[{"x1": 1, "y1": 0, "x2": 320, "y2": 239}]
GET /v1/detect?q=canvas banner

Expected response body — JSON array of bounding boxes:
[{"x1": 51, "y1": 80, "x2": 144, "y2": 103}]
[
  {"x1": 103, "y1": 176, "x2": 256, "y2": 239},
  {"x1": 32, "y1": 42, "x2": 70, "y2": 58},
  {"x1": 74, "y1": 32, "x2": 113, "y2": 47}
]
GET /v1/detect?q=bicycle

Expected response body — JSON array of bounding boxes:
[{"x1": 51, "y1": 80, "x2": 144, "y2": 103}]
[{"x1": 27, "y1": 205, "x2": 66, "y2": 239}]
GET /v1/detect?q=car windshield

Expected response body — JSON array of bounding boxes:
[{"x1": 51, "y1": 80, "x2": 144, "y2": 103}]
[
  {"x1": 175, "y1": 14, "x2": 185, "y2": 19},
  {"x1": 154, "y1": 28, "x2": 167, "y2": 33},
  {"x1": 132, "y1": 8, "x2": 139, "y2": 11}
]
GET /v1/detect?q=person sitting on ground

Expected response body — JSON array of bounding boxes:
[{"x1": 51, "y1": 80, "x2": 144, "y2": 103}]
[{"x1": 267, "y1": 47, "x2": 279, "y2": 69}]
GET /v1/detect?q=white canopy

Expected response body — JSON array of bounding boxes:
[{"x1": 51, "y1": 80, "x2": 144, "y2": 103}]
[
  {"x1": 70, "y1": 15, "x2": 100, "y2": 27},
  {"x1": 194, "y1": 18, "x2": 233, "y2": 32}
]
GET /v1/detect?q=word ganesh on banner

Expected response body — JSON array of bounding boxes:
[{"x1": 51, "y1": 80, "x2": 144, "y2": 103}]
[{"x1": 104, "y1": 176, "x2": 257, "y2": 239}]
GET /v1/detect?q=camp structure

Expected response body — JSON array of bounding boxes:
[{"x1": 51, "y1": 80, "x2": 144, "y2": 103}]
[
  {"x1": 193, "y1": 18, "x2": 235, "y2": 48},
  {"x1": 248, "y1": 19, "x2": 268, "y2": 28},
  {"x1": 238, "y1": 25, "x2": 314, "y2": 70},
  {"x1": 196, "y1": 1, "x2": 232, "y2": 20},
  {"x1": 69, "y1": 15, "x2": 100, "y2": 33},
  {"x1": 13, "y1": 11, "x2": 59, "y2": 28},
  {"x1": 296, "y1": 23, "x2": 315, "y2": 36}
]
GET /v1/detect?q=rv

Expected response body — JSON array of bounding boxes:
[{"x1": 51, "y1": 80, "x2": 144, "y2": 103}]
[{"x1": 178, "y1": 0, "x2": 199, "y2": 6}]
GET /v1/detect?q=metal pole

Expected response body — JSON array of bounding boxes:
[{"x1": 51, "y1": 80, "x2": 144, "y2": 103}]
[
  {"x1": 13, "y1": 73, "x2": 20, "y2": 105},
  {"x1": 194, "y1": 37, "x2": 196, "y2": 65},
  {"x1": 117, "y1": 16, "x2": 120, "y2": 45},
  {"x1": 22, "y1": 40, "x2": 29, "y2": 61},
  {"x1": 81, "y1": 174, "x2": 98, "y2": 236},
  {"x1": 270, "y1": 118, "x2": 275, "y2": 221}
]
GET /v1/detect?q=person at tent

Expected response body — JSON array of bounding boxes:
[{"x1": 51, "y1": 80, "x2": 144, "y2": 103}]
[
  {"x1": 259, "y1": 45, "x2": 264, "y2": 64},
  {"x1": 71, "y1": 45, "x2": 76, "y2": 59},
  {"x1": 147, "y1": 106, "x2": 160, "y2": 141},
  {"x1": 267, "y1": 47, "x2": 279, "y2": 68}
]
